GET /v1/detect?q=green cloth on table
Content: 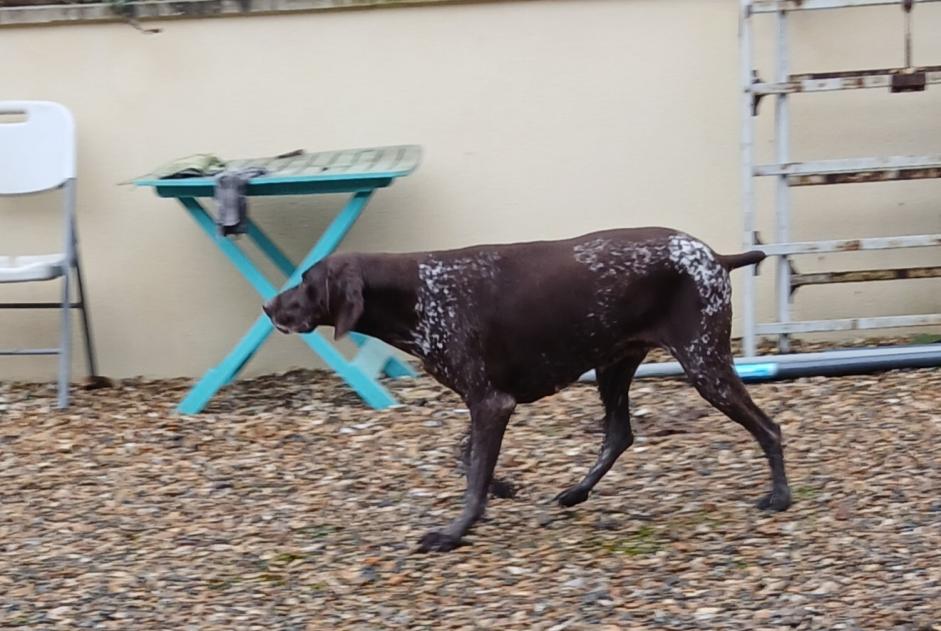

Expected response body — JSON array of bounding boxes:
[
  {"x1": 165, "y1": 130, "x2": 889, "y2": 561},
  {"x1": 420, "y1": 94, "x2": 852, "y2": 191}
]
[{"x1": 148, "y1": 153, "x2": 227, "y2": 179}]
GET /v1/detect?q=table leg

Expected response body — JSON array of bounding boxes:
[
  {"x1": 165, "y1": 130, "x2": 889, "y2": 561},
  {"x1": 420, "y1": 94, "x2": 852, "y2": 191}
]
[{"x1": 178, "y1": 315, "x2": 273, "y2": 414}]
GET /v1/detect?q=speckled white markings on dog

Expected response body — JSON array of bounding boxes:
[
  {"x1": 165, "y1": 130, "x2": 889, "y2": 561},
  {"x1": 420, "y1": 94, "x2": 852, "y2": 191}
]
[
  {"x1": 665, "y1": 234, "x2": 735, "y2": 402},
  {"x1": 667, "y1": 234, "x2": 731, "y2": 316},
  {"x1": 573, "y1": 238, "x2": 664, "y2": 279},
  {"x1": 573, "y1": 238, "x2": 611, "y2": 272},
  {"x1": 413, "y1": 252, "x2": 501, "y2": 358},
  {"x1": 572, "y1": 238, "x2": 672, "y2": 324},
  {"x1": 572, "y1": 234, "x2": 733, "y2": 323}
]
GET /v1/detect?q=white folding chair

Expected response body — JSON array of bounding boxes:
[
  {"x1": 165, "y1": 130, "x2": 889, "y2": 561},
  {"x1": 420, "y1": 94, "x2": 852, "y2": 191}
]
[{"x1": 0, "y1": 101, "x2": 100, "y2": 408}]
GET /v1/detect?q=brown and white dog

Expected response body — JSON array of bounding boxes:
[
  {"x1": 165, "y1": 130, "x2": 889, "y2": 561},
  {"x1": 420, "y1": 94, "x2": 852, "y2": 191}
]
[{"x1": 264, "y1": 227, "x2": 790, "y2": 552}]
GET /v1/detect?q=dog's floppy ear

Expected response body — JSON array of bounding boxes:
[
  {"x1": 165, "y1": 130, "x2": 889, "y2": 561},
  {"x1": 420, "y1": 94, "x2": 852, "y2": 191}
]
[{"x1": 326, "y1": 259, "x2": 364, "y2": 340}]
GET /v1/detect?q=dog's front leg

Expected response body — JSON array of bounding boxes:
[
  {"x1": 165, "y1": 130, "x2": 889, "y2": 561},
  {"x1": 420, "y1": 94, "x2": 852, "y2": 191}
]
[
  {"x1": 458, "y1": 426, "x2": 517, "y2": 499},
  {"x1": 417, "y1": 391, "x2": 516, "y2": 552}
]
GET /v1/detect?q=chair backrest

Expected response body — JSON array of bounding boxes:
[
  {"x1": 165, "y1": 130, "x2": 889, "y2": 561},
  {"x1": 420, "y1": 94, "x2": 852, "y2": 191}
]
[{"x1": 0, "y1": 101, "x2": 76, "y2": 195}]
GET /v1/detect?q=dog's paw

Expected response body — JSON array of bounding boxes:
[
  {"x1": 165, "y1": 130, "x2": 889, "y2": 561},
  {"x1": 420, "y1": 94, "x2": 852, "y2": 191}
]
[
  {"x1": 756, "y1": 489, "x2": 792, "y2": 512},
  {"x1": 490, "y1": 478, "x2": 517, "y2": 499},
  {"x1": 415, "y1": 531, "x2": 463, "y2": 553},
  {"x1": 554, "y1": 486, "x2": 590, "y2": 508}
]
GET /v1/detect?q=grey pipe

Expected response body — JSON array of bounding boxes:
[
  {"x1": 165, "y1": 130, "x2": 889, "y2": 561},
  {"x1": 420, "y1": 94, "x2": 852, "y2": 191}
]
[{"x1": 578, "y1": 344, "x2": 941, "y2": 383}]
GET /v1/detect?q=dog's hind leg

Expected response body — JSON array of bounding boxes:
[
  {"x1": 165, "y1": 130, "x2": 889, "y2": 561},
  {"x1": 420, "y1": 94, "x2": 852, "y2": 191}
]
[
  {"x1": 417, "y1": 391, "x2": 516, "y2": 552},
  {"x1": 554, "y1": 349, "x2": 648, "y2": 508},
  {"x1": 667, "y1": 330, "x2": 791, "y2": 512}
]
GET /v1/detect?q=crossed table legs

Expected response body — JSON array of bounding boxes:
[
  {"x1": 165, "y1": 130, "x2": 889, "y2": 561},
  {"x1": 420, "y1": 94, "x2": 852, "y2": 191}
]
[{"x1": 173, "y1": 190, "x2": 414, "y2": 414}]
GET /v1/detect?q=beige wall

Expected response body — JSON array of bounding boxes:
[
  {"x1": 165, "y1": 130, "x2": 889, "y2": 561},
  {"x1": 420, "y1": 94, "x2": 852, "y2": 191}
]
[{"x1": 1, "y1": 0, "x2": 939, "y2": 381}]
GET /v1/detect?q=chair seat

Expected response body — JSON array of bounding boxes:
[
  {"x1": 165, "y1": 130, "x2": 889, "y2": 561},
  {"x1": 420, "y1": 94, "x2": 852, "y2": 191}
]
[{"x1": 0, "y1": 253, "x2": 67, "y2": 283}]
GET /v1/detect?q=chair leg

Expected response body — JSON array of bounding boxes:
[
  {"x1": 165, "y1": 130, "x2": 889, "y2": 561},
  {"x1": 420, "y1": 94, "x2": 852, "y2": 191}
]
[
  {"x1": 58, "y1": 269, "x2": 72, "y2": 409},
  {"x1": 73, "y1": 255, "x2": 99, "y2": 377}
]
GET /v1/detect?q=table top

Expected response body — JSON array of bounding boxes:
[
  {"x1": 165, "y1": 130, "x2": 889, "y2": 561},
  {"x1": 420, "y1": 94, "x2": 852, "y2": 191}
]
[{"x1": 134, "y1": 145, "x2": 422, "y2": 197}]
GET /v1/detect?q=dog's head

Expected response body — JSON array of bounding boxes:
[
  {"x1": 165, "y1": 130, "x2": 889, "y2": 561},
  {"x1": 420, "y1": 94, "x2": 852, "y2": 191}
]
[{"x1": 263, "y1": 257, "x2": 364, "y2": 340}]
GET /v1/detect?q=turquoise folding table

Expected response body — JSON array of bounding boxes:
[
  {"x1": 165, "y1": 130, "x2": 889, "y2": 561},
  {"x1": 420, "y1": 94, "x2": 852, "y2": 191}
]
[{"x1": 134, "y1": 145, "x2": 421, "y2": 413}]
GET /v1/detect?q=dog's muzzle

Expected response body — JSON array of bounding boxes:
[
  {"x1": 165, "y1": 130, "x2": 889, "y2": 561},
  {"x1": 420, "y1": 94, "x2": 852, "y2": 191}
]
[{"x1": 262, "y1": 300, "x2": 291, "y2": 334}]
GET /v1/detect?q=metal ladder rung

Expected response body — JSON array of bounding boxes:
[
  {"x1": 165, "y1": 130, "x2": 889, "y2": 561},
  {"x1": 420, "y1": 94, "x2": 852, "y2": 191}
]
[
  {"x1": 756, "y1": 314, "x2": 941, "y2": 335},
  {"x1": 752, "y1": 0, "x2": 941, "y2": 13},
  {"x1": 0, "y1": 302, "x2": 84, "y2": 309},
  {"x1": 755, "y1": 155, "x2": 941, "y2": 186},
  {"x1": 752, "y1": 66, "x2": 941, "y2": 95},
  {"x1": 0, "y1": 348, "x2": 60, "y2": 356},
  {"x1": 792, "y1": 266, "x2": 941, "y2": 288},
  {"x1": 759, "y1": 234, "x2": 941, "y2": 256}
]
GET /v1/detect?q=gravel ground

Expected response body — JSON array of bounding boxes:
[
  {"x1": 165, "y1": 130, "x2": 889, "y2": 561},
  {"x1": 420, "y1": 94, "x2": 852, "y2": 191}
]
[{"x1": 1, "y1": 360, "x2": 939, "y2": 630}]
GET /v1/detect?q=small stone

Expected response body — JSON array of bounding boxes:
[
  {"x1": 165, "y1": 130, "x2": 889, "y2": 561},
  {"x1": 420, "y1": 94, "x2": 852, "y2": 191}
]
[
  {"x1": 812, "y1": 581, "x2": 840, "y2": 595},
  {"x1": 582, "y1": 589, "x2": 611, "y2": 606},
  {"x1": 596, "y1": 515, "x2": 621, "y2": 531},
  {"x1": 48, "y1": 606, "x2": 72, "y2": 619},
  {"x1": 753, "y1": 610, "x2": 773, "y2": 622}
]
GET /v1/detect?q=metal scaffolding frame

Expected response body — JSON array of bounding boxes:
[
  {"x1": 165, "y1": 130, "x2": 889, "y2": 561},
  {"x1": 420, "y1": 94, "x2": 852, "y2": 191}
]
[{"x1": 739, "y1": 0, "x2": 941, "y2": 358}]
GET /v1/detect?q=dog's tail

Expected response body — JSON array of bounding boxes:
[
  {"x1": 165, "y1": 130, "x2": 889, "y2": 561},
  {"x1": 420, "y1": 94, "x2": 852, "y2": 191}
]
[{"x1": 718, "y1": 250, "x2": 766, "y2": 271}]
